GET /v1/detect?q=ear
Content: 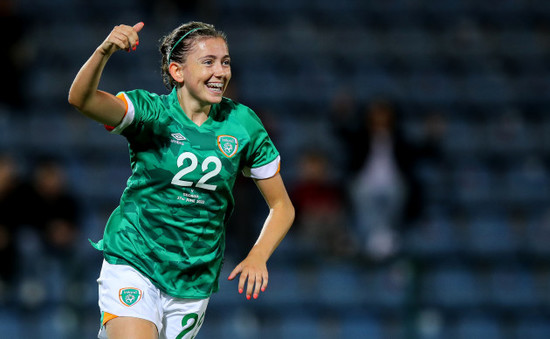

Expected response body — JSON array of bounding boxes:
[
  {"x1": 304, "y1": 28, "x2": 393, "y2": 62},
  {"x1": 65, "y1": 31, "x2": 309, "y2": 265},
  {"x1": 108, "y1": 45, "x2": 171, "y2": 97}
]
[{"x1": 168, "y1": 62, "x2": 184, "y2": 84}]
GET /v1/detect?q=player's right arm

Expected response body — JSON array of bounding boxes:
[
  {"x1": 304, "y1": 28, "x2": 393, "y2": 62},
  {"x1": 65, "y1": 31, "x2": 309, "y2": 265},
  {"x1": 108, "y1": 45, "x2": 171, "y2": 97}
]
[{"x1": 68, "y1": 22, "x2": 144, "y2": 126}]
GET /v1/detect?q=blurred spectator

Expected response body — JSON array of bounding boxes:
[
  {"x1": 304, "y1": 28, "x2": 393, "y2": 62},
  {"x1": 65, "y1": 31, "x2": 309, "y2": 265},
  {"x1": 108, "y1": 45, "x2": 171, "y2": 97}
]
[
  {"x1": 9, "y1": 157, "x2": 83, "y2": 309},
  {"x1": 0, "y1": 0, "x2": 26, "y2": 110},
  {"x1": 0, "y1": 153, "x2": 25, "y2": 293},
  {"x1": 290, "y1": 150, "x2": 356, "y2": 258},
  {"x1": 417, "y1": 111, "x2": 447, "y2": 162},
  {"x1": 329, "y1": 88, "x2": 361, "y2": 138},
  {"x1": 346, "y1": 99, "x2": 422, "y2": 260},
  {"x1": 26, "y1": 157, "x2": 80, "y2": 257},
  {"x1": 329, "y1": 88, "x2": 362, "y2": 176}
]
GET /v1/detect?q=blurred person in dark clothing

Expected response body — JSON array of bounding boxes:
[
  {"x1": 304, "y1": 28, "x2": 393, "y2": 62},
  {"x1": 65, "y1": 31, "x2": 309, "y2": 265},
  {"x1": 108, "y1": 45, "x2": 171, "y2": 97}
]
[
  {"x1": 6, "y1": 157, "x2": 83, "y2": 309},
  {"x1": 0, "y1": 0, "x2": 26, "y2": 110},
  {"x1": 329, "y1": 89, "x2": 362, "y2": 175},
  {"x1": 0, "y1": 154, "x2": 25, "y2": 291},
  {"x1": 347, "y1": 99, "x2": 422, "y2": 260},
  {"x1": 26, "y1": 158, "x2": 80, "y2": 257},
  {"x1": 291, "y1": 150, "x2": 356, "y2": 258}
]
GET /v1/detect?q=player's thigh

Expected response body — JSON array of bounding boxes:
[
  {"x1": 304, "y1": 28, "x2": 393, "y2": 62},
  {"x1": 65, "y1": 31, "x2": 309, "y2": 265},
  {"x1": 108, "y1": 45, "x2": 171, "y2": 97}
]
[{"x1": 105, "y1": 316, "x2": 158, "y2": 339}]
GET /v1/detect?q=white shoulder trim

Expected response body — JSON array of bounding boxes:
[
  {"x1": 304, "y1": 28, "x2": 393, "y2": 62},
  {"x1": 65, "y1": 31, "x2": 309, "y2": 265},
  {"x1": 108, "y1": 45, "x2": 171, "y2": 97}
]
[
  {"x1": 243, "y1": 155, "x2": 281, "y2": 179},
  {"x1": 110, "y1": 93, "x2": 136, "y2": 135}
]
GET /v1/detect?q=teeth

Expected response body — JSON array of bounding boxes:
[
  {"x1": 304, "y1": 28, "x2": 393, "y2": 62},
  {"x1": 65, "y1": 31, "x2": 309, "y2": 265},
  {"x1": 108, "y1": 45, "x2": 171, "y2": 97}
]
[{"x1": 207, "y1": 83, "x2": 223, "y2": 88}]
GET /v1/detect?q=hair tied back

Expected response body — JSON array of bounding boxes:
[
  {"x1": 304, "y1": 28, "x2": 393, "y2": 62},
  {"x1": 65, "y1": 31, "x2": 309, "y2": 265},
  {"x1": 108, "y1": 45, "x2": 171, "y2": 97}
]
[{"x1": 168, "y1": 28, "x2": 202, "y2": 62}]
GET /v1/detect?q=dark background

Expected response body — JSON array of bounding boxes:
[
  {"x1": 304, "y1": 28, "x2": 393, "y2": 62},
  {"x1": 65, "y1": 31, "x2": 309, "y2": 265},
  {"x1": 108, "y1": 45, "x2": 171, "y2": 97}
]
[{"x1": 1, "y1": 0, "x2": 550, "y2": 338}]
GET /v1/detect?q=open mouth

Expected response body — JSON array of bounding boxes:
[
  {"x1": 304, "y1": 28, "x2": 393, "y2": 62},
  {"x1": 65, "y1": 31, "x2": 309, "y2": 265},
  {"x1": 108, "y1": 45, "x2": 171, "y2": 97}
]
[{"x1": 206, "y1": 82, "x2": 224, "y2": 94}]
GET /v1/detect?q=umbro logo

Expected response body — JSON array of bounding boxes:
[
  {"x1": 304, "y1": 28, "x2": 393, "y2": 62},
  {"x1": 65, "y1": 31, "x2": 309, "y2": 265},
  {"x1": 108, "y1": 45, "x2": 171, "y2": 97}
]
[
  {"x1": 171, "y1": 133, "x2": 187, "y2": 141},
  {"x1": 171, "y1": 133, "x2": 187, "y2": 145}
]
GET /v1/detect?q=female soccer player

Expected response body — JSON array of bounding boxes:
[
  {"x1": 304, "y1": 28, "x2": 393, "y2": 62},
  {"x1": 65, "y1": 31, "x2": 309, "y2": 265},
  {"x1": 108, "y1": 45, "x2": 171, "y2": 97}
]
[{"x1": 68, "y1": 21, "x2": 294, "y2": 339}]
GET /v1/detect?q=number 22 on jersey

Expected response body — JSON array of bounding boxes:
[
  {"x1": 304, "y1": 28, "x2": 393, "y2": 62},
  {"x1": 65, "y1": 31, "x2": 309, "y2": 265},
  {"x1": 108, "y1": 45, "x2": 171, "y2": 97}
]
[{"x1": 171, "y1": 152, "x2": 222, "y2": 191}]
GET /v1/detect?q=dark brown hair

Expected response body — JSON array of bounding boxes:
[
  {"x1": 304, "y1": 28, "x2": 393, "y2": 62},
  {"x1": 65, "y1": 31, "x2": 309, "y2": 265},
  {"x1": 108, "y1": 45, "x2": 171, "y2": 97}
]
[{"x1": 159, "y1": 21, "x2": 228, "y2": 90}]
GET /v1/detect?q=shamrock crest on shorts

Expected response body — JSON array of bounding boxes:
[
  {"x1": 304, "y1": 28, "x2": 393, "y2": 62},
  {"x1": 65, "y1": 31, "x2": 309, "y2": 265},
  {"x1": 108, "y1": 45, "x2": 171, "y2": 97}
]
[{"x1": 119, "y1": 287, "x2": 142, "y2": 307}]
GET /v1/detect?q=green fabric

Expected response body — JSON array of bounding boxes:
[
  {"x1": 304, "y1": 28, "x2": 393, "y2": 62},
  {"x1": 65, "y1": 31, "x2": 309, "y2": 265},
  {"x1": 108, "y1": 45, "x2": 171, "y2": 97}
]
[{"x1": 96, "y1": 88, "x2": 279, "y2": 298}]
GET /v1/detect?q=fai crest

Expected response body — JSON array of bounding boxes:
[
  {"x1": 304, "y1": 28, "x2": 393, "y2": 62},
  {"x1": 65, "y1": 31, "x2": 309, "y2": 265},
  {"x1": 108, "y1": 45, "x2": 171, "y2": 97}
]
[
  {"x1": 217, "y1": 135, "x2": 238, "y2": 158},
  {"x1": 119, "y1": 287, "x2": 142, "y2": 307}
]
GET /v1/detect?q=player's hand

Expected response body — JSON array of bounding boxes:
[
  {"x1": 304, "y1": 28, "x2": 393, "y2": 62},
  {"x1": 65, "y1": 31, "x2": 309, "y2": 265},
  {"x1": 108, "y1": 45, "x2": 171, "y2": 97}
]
[
  {"x1": 98, "y1": 22, "x2": 144, "y2": 56},
  {"x1": 228, "y1": 252, "x2": 268, "y2": 300}
]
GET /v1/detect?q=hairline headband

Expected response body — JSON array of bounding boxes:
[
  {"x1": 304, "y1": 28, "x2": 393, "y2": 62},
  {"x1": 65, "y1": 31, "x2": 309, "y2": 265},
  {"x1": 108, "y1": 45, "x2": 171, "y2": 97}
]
[{"x1": 168, "y1": 27, "x2": 202, "y2": 62}]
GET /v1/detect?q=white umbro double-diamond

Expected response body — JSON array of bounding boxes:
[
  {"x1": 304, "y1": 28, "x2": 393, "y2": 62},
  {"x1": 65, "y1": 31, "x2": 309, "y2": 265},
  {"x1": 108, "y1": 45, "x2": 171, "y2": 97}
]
[{"x1": 171, "y1": 133, "x2": 187, "y2": 141}]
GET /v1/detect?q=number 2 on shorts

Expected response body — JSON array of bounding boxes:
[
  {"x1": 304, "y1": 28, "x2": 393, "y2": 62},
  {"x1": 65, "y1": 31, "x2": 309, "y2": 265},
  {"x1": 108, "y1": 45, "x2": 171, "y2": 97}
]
[{"x1": 176, "y1": 312, "x2": 205, "y2": 339}]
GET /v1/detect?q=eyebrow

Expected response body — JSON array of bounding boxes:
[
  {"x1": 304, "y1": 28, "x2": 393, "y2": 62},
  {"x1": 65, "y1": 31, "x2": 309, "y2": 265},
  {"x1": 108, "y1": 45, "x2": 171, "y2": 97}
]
[{"x1": 199, "y1": 54, "x2": 231, "y2": 60}]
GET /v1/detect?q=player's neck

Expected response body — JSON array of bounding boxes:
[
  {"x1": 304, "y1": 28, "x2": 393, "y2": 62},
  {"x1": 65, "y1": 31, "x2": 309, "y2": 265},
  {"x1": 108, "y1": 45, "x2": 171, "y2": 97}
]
[
  {"x1": 177, "y1": 90, "x2": 211, "y2": 127},
  {"x1": 186, "y1": 110, "x2": 209, "y2": 126}
]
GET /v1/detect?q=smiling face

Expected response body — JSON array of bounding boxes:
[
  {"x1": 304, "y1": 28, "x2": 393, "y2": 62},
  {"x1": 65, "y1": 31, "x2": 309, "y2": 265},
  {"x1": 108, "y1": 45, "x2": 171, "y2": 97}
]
[{"x1": 178, "y1": 37, "x2": 231, "y2": 109}]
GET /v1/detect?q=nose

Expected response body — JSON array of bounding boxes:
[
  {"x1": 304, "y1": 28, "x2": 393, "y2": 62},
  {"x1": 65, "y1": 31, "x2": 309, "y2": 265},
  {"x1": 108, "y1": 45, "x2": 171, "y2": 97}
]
[{"x1": 214, "y1": 62, "x2": 229, "y2": 78}]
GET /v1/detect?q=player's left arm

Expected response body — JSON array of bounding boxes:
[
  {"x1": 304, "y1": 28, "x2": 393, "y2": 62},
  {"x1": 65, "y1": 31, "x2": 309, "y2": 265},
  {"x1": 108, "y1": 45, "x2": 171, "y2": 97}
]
[{"x1": 228, "y1": 172, "x2": 295, "y2": 300}]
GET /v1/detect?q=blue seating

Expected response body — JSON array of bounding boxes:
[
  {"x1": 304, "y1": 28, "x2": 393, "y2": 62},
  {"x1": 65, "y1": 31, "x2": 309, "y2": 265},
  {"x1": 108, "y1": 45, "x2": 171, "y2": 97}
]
[
  {"x1": 352, "y1": 64, "x2": 405, "y2": 100},
  {"x1": 525, "y1": 212, "x2": 550, "y2": 257},
  {"x1": 36, "y1": 305, "x2": 79, "y2": 339},
  {"x1": 442, "y1": 120, "x2": 483, "y2": 154},
  {"x1": 406, "y1": 211, "x2": 459, "y2": 257},
  {"x1": 465, "y1": 214, "x2": 518, "y2": 257},
  {"x1": 278, "y1": 314, "x2": 321, "y2": 338},
  {"x1": 462, "y1": 72, "x2": 515, "y2": 104},
  {"x1": 487, "y1": 266, "x2": 537, "y2": 309},
  {"x1": 340, "y1": 315, "x2": 383, "y2": 339},
  {"x1": 514, "y1": 317, "x2": 550, "y2": 339},
  {"x1": 369, "y1": 264, "x2": 409, "y2": 309},
  {"x1": 215, "y1": 309, "x2": 262, "y2": 339},
  {"x1": 453, "y1": 315, "x2": 503, "y2": 339},
  {"x1": 503, "y1": 158, "x2": 550, "y2": 205},
  {"x1": 0, "y1": 310, "x2": 21, "y2": 338},
  {"x1": 422, "y1": 266, "x2": 483, "y2": 309},
  {"x1": 256, "y1": 265, "x2": 308, "y2": 308},
  {"x1": 316, "y1": 263, "x2": 363, "y2": 307},
  {"x1": 452, "y1": 162, "x2": 493, "y2": 205},
  {"x1": 406, "y1": 70, "x2": 459, "y2": 104}
]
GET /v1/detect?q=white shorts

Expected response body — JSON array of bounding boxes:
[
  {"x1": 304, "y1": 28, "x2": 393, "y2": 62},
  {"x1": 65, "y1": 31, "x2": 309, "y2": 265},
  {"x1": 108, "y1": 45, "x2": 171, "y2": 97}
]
[{"x1": 97, "y1": 260, "x2": 209, "y2": 339}]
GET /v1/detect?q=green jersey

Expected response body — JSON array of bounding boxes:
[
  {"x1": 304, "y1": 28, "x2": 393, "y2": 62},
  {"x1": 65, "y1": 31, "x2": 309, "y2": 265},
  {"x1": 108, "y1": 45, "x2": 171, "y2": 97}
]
[{"x1": 95, "y1": 88, "x2": 280, "y2": 299}]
